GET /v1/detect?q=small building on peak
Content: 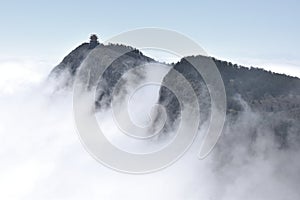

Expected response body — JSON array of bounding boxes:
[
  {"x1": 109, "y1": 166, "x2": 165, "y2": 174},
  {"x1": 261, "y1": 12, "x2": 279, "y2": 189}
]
[{"x1": 89, "y1": 34, "x2": 99, "y2": 49}]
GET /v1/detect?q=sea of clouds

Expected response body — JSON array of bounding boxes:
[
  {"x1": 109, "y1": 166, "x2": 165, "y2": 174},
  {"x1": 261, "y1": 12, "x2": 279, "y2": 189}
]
[{"x1": 0, "y1": 59, "x2": 299, "y2": 200}]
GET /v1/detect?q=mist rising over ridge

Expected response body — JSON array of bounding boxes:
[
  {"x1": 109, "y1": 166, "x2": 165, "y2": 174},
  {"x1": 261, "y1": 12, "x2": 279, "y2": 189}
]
[
  {"x1": 50, "y1": 34, "x2": 300, "y2": 150},
  {"x1": 0, "y1": 34, "x2": 298, "y2": 200},
  {"x1": 50, "y1": 35, "x2": 300, "y2": 118},
  {"x1": 45, "y1": 35, "x2": 300, "y2": 199}
]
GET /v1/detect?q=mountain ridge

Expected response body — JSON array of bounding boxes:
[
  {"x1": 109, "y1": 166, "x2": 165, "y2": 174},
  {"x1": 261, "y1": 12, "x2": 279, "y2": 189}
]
[{"x1": 49, "y1": 38, "x2": 300, "y2": 119}]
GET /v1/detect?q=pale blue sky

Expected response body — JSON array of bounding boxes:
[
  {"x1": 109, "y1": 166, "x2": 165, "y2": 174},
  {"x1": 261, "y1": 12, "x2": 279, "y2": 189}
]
[{"x1": 1, "y1": 0, "x2": 299, "y2": 75}]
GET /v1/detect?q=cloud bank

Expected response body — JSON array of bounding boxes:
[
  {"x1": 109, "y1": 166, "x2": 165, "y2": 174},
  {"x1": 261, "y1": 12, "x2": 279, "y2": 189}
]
[{"x1": 0, "y1": 59, "x2": 299, "y2": 200}]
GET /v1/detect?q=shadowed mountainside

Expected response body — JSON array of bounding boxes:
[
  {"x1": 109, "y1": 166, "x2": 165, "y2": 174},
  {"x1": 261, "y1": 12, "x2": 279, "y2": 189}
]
[
  {"x1": 49, "y1": 37, "x2": 300, "y2": 124},
  {"x1": 158, "y1": 56, "x2": 300, "y2": 128},
  {"x1": 49, "y1": 37, "x2": 154, "y2": 108}
]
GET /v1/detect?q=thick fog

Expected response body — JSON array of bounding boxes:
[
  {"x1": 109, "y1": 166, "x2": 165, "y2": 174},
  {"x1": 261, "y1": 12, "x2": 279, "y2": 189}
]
[{"x1": 0, "y1": 59, "x2": 300, "y2": 200}]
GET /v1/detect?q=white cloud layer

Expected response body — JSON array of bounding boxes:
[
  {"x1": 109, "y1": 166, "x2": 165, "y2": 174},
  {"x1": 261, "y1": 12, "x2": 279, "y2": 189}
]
[{"x1": 0, "y1": 59, "x2": 299, "y2": 200}]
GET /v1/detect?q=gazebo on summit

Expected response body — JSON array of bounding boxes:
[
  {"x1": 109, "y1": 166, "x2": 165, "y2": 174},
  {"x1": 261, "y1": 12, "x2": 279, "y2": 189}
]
[{"x1": 89, "y1": 34, "x2": 99, "y2": 49}]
